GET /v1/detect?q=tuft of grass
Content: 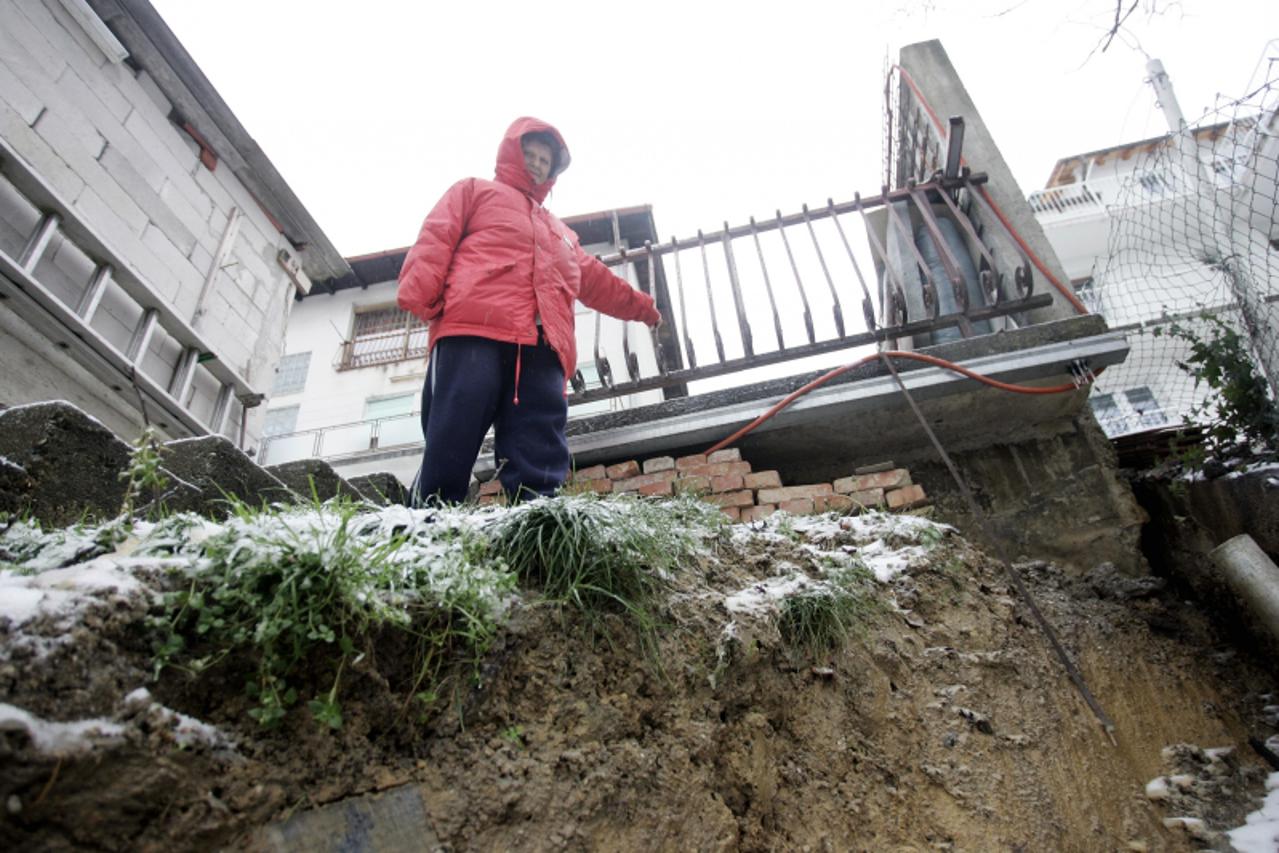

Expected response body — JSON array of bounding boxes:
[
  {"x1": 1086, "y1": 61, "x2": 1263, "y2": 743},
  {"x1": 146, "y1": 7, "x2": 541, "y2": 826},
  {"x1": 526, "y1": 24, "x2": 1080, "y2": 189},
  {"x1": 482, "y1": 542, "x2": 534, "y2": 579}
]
[
  {"x1": 489, "y1": 493, "x2": 721, "y2": 632},
  {"x1": 119, "y1": 427, "x2": 170, "y2": 520},
  {"x1": 779, "y1": 559, "x2": 880, "y2": 656},
  {"x1": 148, "y1": 497, "x2": 515, "y2": 730}
]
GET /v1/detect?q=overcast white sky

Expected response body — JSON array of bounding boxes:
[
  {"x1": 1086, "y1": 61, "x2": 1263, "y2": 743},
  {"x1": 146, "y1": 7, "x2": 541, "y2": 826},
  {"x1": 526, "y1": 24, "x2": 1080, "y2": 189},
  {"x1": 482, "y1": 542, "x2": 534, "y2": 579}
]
[{"x1": 149, "y1": 0, "x2": 1277, "y2": 259}]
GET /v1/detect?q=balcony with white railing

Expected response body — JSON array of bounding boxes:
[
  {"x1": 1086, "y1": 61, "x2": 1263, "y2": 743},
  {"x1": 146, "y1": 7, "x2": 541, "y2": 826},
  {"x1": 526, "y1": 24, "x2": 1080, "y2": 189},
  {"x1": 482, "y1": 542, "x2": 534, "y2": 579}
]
[
  {"x1": 260, "y1": 410, "x2": 422, "y2": 466},
  {"x1": 1026, "y1": 182, "x2": 1108, "y2": 222}
]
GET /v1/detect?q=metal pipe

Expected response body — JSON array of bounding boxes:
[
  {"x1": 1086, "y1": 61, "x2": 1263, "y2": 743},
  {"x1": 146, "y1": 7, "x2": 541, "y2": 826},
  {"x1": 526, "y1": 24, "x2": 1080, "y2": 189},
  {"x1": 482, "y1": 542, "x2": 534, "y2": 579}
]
[
  {"x1": 934, "y1": 182, "x2": 1001, "y2": 304},
  {"x1": 908, "y1": 186, "x2": 967, "y2": 312},
  {"x1": 826, "y1": 198, "x2": 878, "y2": 332},
  {"x1": 883, "y1": 185, "x2": 940, "y2": 320},
  {"x1": 855, "y1": 192, "x2": 910, "y2": 327}
]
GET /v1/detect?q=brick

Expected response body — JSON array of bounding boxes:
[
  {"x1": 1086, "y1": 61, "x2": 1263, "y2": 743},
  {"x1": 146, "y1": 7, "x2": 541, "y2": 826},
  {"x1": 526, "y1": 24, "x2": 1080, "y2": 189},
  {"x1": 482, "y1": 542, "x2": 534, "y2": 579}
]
[
  {"x1": 813, "y1": 494, "x2": 855, "y2": 513},
  {"x1": 887, "y1": 484, "x2": 928, "y2": 511},
  {"x1": 638, "y1": 480, "x2": 672, "y2": 497},
  {"x1": 682, "y1": 460, "x2": 751, "y2": 479},
  {"x1": 834, "y1": 468, "x2": 911, "y2": 494},
  {"x1": 743, "y1": 470, "x2": 782, "y2": 491},
  {"x1": 711, "y1": 473, "x2": 744, "y2": 493},
  {"x1": 571, "y1": 464, "x2": 606, "y2": 482},
  {"x1": 757, "y1": 483, "x2": 834, "y2": 505},
  {"x1": 706, "y1": 489, "x2": 754, "y2": 509},
  {"x1": 844, "y1": 488, "x2": 886, "y2": 510},
  {"x1": 675, "y1": 453, "x2": 707, "y2": 470},
  {"x1": 779, "y1": 498, "x2": 815, "y2": 515},
  {"x1": 614, "y1": 470, "x2": 676, "y2": 493},
  {"x1": 606, "y1": 460, "x2": 639, "y2": 480},
  {"x1": 707, "y1": 448, "x2": 741, "y2": 464},
  {"x1": 673, "y1": 476, "x2": 711, "y2": 495},
  {"x1": 479, "y1": 479, "x2": 503, "y2": 496},
  {"x1": 741, "y1": 504, "x2": 776, "y2": 523},
  {"x1": 854, "y1": 461, "x2": 897, "y2": 475},
  {"x1": 720, "y1": 506, "x2": 741, "y2": 522},
  {"x1": 641, "y1": 456, "x2": 675, "y2": 473}
]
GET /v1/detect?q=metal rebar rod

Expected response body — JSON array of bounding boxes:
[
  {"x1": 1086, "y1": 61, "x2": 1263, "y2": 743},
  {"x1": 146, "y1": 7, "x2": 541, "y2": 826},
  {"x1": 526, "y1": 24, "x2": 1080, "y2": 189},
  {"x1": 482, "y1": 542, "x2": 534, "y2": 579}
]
[
  {"x1": 720, "y1": 221, "x2": 754, "y2": 358},
  {"x1": 670, "y1": 236, "x2": 697, "y2": 370},
  {"x1": 748, "y1": 216, "x2": 786, "y2": 348},
  {"x1": 801, "y1": 203, "x2": 845, "y2": 337},
  {"x1": 776, "y1": 209, "x2": 816, "y2": 344},
  {"x1": 934, "y1": 181, "x2": 1001, "y2": 304},
  {"x1": 697, "y1": 229, "x2": 726, "y2": 363}
]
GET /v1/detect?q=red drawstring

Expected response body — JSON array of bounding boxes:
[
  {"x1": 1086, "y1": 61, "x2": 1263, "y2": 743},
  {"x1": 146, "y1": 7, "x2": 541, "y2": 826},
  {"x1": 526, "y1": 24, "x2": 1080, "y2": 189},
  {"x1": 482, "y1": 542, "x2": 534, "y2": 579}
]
[{"x1": 513, "y1": 343, "x2": 522, "y2": 405}]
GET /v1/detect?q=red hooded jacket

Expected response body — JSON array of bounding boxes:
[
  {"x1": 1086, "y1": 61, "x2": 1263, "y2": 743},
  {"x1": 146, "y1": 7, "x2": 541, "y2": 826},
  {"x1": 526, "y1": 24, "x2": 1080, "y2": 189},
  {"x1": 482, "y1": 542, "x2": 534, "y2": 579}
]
[{"x1": 396, "y1": 117, "x2": 660, "y2": 383}]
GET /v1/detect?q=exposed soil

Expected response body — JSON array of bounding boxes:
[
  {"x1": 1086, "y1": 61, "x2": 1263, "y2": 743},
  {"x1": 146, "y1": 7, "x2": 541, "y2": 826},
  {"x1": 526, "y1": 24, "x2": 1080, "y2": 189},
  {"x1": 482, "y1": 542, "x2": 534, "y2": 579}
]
[{"x1": 2, "y1": 518, "x2": 1277, "y2": 852}]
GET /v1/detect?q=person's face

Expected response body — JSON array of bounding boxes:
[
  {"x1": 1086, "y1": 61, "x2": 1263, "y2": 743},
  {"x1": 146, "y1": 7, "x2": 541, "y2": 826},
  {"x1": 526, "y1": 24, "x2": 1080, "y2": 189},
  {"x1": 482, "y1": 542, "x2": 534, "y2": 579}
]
[{"x1": 522, "y1": 139, "x2": 554, "y2": 185}]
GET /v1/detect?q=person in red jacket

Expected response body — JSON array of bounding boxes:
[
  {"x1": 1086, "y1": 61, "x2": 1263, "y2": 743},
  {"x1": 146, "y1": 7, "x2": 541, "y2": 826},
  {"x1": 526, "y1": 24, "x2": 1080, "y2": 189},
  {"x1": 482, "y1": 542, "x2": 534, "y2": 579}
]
[{"x1": 397, "y1": 117, "x2": 662, "y2": 504}]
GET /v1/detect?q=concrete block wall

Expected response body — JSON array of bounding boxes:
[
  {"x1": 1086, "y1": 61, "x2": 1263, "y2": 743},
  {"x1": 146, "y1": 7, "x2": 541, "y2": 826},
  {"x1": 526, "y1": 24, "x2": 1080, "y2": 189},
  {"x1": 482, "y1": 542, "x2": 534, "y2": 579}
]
[
  {"x1": 0, "y1": 0, "x2": 300, "y2": 444},
  {"x1": 478, "y1": 448, "x2": 930, "y2": 522}
]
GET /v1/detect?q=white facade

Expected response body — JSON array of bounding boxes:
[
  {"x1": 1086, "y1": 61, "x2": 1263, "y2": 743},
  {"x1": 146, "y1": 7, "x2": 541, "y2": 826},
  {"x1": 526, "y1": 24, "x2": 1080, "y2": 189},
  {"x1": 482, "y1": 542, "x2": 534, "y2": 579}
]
[
  {"x1": 1029, "y1": 106, "x2": 1279, "y2": 437},
  {"x1": 261, "y1": 219, "x2": 665, "y2": 485},
  {"x1": 0, "y1": 0, "x2": 345, "y2": 445}
]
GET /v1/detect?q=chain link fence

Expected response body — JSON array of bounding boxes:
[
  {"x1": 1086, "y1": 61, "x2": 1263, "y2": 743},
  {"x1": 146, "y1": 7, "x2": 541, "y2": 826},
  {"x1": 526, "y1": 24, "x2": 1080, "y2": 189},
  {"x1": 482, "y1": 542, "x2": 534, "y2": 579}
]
[{"x1": 1090, "y1": 57, "x2": 1279, "y2": 438}]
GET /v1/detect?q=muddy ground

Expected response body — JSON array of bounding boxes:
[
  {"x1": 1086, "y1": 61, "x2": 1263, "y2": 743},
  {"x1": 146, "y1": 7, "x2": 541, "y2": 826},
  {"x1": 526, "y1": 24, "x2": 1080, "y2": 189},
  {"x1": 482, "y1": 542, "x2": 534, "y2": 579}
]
[{"x1": 2, "y1": 513, "x2": 1277, "y2": 852}]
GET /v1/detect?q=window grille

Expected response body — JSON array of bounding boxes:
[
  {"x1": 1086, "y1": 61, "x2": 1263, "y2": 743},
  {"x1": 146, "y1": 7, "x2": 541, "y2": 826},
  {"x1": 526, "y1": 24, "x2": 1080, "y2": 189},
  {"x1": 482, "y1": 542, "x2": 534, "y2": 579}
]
[
  {"x1": 1089, "y1": 393, "x2": 1128, "y2": 436},
  {"x1": 1124, "y1": 386, "x2": 1168, "y2": 429},
  {"x1": 338, "y1": 305, "x2": 428, "y2": 370},
  {"x1": 272, "y1": 352, "x2": 311, "y2": 396}
]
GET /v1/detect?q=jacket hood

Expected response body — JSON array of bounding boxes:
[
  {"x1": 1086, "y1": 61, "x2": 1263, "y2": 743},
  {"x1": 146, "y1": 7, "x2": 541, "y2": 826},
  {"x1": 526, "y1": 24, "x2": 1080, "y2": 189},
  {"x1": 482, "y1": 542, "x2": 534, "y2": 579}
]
[{"x1": 494, "y1": 116, "x2": 571, "y2": 204}]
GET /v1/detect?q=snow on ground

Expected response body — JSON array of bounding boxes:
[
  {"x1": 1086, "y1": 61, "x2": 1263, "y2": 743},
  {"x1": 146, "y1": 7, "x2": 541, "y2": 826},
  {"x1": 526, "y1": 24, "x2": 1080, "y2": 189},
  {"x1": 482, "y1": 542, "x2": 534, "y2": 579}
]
[
  {"x1": 1228, "y1": 773, "x2": 1279, "y2": 852},
  {"x1": 724, "y1": 573, "x2": 828, "y2": 616},
  {"x1": 0, "y1": 557, "x2": 144, "y2": 626},
  {"x1": 121, "y1": 688, "x2": 235, "y2": 751},
  {"x1": 0, "y1": 703, "x2": 125, "y2": 756}
]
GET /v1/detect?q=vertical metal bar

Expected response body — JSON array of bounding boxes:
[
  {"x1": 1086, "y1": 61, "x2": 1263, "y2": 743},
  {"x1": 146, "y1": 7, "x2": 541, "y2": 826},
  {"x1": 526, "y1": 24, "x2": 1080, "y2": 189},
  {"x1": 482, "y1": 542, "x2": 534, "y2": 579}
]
[
  {"x1": 210, "y1": 385, "x2": 233, "y2": 435},
  {"x1": 719, "y1": 221, "x2": 754, "y2": 357},
  {"x1": 800, "y1": 204, "x2": 845, "y2": 338},
  {"x1": 312, "y1": 428, "x2": 324, "y2": 458},
  {"x1": 593, "y1": 302, "x2": 612, "y2": 388},
  {"x1": 126, "y1": 308, "x2": 159, "y2": 362},
  {"x1": 964, "y1": 178, "x2": 1035, "y2": 298},
  {"x1": 826, "y1": 199, "x2": 879, "y2": 332},
  {"x1": 883, "y1": 187, "x2": 941, "y2": 320},
  {"x1": 671, "y1": 237, "x2": 696, "y2": 370},
  {"x1": 169, "y1": 346, "x2": 199, "y2": 400},
  {"x1": 697, "y1": 229, "x2": 726, "y2": 363},
  {"x1": 855, "y1": 193, "x2": 908, "y2": 328},
  {"x1": 369, "y1": 417, "x2": 380, "y2": 450},
  {"x1": 934, "y1": 183, "x2": 1001, "y2": 305},
  {"x1": 77, "y1": 262, "x2": 112, "y2": 321},
  {"x1": 908, "y1": 186, "x2": 967, "y2": 312},
  {"x1": 776, "y1": 210, "x2": 816, "y2": 344},
  {"x1": 612, "y1": 214, "x2": 640, "y2": 381},
  {"x1": 748, "y1": 216, "x2": 785, "y2": 348},
  {"x1": 944, "y1": 116, "x2": 965, "y2": 180},
  {"x1": 644, "y1": 241, "x2": 667, "y2": 374},
  {"x1": 19, "y1": 213, "x2": 61, "y2": 273}
]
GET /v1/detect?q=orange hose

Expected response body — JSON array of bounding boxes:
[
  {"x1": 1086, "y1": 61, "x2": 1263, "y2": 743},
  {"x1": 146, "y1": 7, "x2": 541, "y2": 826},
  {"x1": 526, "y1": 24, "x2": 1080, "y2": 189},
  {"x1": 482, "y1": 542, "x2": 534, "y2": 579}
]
[
  {"x1": 889, "y1": 65, "x2": 1090, "y2": 316},
  {"x1": 704, "y1": 350, "x2": 1085, "y2": 455}
]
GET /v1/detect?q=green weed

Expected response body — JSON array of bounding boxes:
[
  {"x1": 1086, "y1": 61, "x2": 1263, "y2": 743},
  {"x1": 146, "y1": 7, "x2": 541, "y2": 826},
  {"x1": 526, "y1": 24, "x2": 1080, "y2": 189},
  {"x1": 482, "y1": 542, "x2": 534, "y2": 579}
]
[{"x1": 779, "y1": 559, "x2": 879, "y2": 656}]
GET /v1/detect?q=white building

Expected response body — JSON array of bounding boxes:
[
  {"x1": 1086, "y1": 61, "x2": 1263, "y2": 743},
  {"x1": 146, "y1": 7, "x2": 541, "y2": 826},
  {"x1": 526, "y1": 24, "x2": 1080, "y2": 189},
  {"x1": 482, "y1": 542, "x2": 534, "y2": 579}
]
[
  {"x1": 1028, "y1": 59, "x2": 1279, "y2": 437},
  {"x1": 259, "y1": 205, "x2": 674, "y2": 485},
  {"x1": 0, "y1": 0, "x2": 348, "y2": 445}
]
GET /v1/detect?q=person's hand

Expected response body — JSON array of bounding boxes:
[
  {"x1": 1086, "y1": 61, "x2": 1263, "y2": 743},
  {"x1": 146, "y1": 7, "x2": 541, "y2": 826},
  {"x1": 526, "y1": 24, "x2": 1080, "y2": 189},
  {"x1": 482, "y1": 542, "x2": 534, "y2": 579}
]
[{"x1": 642, "y1": 304, "x2": 662, "y2": 329}]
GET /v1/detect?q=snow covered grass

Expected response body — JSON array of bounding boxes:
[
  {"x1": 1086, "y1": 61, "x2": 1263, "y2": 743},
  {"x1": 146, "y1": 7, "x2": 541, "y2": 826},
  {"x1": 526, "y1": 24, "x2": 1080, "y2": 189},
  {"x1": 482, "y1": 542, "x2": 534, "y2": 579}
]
[
  {"x1": 488, "y1": 493, "x2": 724, "y2": 634},
  {"x1": 1228, "y1": 772, "x2": 1279, "y2": 853}
]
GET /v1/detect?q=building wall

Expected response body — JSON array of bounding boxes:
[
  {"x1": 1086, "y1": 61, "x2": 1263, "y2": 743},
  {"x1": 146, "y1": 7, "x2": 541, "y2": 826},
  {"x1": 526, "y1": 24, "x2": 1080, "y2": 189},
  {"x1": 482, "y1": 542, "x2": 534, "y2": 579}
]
[{"x1": 0, "y1": 0, "x2": 299, "y2": 445}]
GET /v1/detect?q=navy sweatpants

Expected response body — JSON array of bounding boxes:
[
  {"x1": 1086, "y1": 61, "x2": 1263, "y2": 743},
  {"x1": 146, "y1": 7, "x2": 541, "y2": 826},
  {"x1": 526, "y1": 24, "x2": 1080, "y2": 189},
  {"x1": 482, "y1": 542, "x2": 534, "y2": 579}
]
[{"x1": 412, "y1": 335, "x2": 569, "y2": 504}]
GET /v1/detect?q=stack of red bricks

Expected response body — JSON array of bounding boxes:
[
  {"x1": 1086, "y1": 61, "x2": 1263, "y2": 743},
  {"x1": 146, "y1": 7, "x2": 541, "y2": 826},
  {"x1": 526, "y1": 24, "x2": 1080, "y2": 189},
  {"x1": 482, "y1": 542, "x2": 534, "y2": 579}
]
[{"x1": 478, "y1": 448, "x2": 929, "y2": 522}]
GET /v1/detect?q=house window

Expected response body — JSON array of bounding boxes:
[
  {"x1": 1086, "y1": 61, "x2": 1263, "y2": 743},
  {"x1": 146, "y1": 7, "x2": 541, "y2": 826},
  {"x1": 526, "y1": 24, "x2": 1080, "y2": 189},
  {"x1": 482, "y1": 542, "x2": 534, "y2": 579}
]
[
  {"x1": 272, "y1": 352, "x2": 311, "y2": 396},
  {"x1": 364, "y1": 393, "x2": 415, "y2": 421},
  {"x1": 1124, "y1": 386, "x2": 1168, "y2": 429},
  {"x1": 1089, "y1": 393, "x2": 1127, "y2": 437},
  {"x1": 339, "y1": 306, "x2": 428, "y2": 370},
  {"x1": 262, "y1": 405, "x2": 300, "y2": 437}
]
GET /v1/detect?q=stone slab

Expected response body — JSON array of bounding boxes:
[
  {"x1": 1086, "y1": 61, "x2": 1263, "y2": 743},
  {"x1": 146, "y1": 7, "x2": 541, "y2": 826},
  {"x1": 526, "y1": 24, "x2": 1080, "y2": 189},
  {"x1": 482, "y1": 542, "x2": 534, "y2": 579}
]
[
  {"x1": 348, "y1": 472, "x2": 409, "y2": 507},
  {"x1": 266, "y1": 459, "x2": 358, "y2": 502},
  {"x1": 161, "y1": 434, "x2": 293, "y2": 516}
]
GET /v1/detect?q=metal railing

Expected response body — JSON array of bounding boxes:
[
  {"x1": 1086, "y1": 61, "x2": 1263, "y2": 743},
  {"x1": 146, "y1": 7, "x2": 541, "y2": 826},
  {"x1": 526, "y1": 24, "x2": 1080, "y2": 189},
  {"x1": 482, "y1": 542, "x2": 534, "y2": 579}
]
[
  {"x1": 575, "y1": 173, "x2": 1049, "y2": 407},
  {"x1": 1027, "y1": 183, "x2": 1106, "y2": 218},
  {"x1": 335, "y1": 326, "x2": 428, "y2": 370},
  {"x1": 259, "y1": 410, "x2": 422, "y2": 465}
]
